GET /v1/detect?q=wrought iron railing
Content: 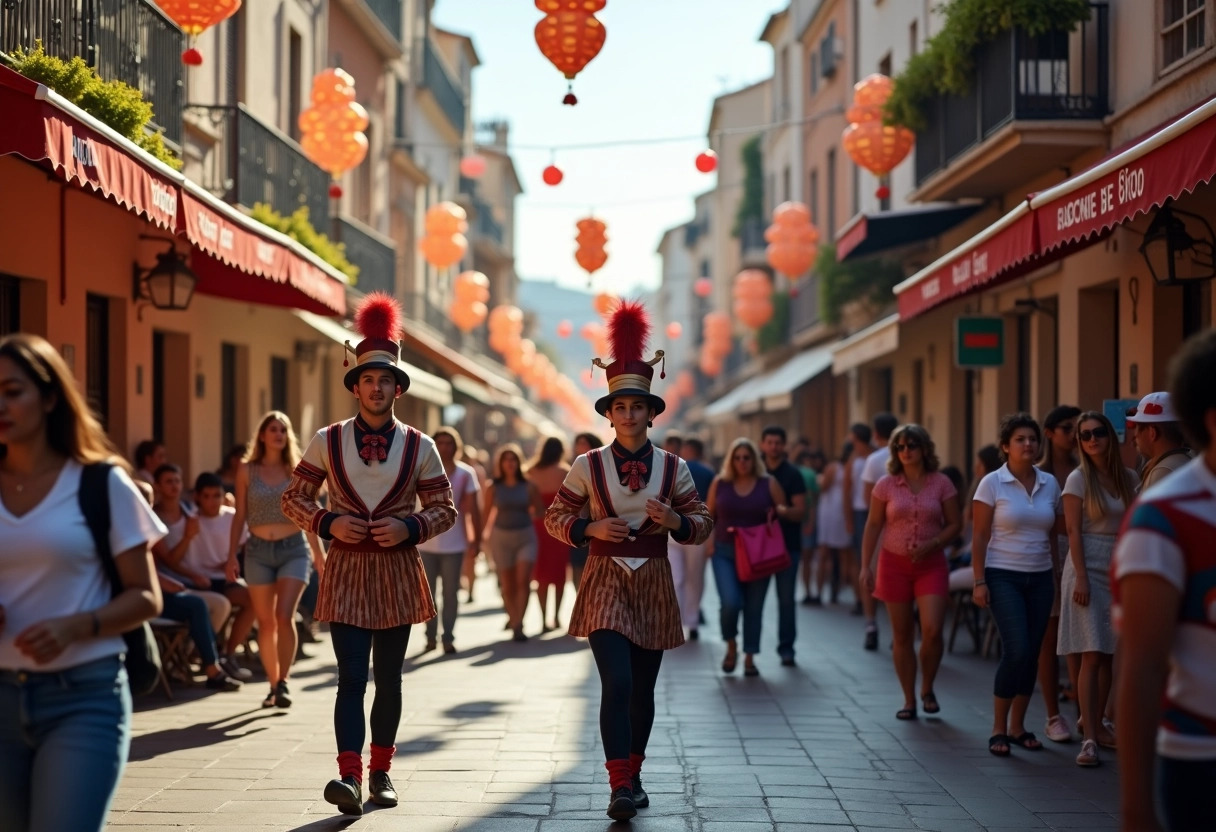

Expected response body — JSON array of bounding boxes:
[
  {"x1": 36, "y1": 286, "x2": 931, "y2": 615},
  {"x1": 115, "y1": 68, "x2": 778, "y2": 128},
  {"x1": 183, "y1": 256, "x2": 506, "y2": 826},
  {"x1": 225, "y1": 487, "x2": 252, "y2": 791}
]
[
  {"x1": 738, "y1": 217, "x2": 767, "y2": 261},
  {"x1": 421, "y1": 37, "x2": 465, "y2": 132},
  {"x1": 0, "y1": 0, "x2": 184, "y2": 146},
  {"x1": 336, "y1": 217, "x2": 395, "y2": 295},
  {"x1": 361, "y1": 0, "x2": 401, "y2": 42},
  {"x1": 188, "y1": 104, "x2": 330, "y2": 224},
  {"x1": 916, "y1": 2, "x2": 1109, "y2": 185}
]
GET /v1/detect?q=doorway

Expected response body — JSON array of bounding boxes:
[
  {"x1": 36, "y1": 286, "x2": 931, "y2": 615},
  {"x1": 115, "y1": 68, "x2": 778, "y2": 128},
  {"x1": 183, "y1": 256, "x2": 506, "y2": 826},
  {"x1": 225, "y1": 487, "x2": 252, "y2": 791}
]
[{"x1": 152, "y1": 331, "x2": 191, "y2": 471}]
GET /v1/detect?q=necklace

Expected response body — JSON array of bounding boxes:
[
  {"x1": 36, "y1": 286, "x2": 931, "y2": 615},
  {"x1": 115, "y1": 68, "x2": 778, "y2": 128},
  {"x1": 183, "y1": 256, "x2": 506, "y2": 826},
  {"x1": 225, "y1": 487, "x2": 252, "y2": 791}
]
[{"x1": 2, "y1": 464, "x2": 61, "y2": 493}]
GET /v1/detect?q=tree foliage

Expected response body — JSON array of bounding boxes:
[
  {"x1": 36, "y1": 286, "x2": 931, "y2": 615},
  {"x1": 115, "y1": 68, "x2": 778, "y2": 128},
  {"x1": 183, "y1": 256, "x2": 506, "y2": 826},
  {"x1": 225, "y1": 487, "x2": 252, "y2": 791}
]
[
  {"x1": 733, "y1": 135, "x2": 764, "y2": 237},
  {"x1": 249, "y1": 203, "x2": 359, "y2": 281},
  {"x1": 817, "y1": 243, "x2": 905, "y2": 324}
]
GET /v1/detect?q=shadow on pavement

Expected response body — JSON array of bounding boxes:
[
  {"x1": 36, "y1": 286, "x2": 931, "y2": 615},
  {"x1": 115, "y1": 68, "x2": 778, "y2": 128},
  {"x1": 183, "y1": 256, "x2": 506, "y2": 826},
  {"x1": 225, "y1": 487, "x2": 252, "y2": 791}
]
[{"x1": 129, "y1": 711, "x2": 281, "y2": 762}]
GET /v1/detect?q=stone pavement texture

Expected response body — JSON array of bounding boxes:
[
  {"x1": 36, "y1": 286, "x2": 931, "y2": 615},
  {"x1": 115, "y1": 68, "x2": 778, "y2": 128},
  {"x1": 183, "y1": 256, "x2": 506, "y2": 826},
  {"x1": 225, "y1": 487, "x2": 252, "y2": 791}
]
[{"x1": 111, "y1": 572, "x2": 1120, "y2": 831}]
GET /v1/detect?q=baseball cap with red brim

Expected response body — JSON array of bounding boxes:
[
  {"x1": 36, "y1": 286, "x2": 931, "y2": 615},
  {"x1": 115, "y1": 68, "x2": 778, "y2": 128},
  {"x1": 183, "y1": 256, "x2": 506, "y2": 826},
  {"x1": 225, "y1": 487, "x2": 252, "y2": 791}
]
[{"x1": 1126, "y1": 392, "x2": 1178, "y2": 424}]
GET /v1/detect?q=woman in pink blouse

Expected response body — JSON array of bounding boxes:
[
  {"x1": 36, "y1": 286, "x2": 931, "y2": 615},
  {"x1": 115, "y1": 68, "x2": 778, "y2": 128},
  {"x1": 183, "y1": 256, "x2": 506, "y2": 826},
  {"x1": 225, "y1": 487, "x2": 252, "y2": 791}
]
[{"x1": 860, "y1": 424, "x2": 961, "y2": 720}]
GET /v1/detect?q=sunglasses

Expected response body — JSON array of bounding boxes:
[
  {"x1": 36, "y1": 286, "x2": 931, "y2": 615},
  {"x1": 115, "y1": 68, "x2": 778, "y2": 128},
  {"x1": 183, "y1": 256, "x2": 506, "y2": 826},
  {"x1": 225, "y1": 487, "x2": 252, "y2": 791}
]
[
  {"x1": 1078, "y1": 426, "x2": 1110, "y2": 442},
  {"x1": 893, "y1": 441, "x2": 921, "y2": 453}
]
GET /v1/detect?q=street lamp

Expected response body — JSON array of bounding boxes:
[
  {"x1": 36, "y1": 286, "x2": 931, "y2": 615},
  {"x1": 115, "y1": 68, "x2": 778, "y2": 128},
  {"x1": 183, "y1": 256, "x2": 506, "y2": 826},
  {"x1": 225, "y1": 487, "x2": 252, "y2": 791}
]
[
  {"x1": 133, "y1": 247, "x2": 197, "y2": 317},
  {"x1": 1138, "y1": 202, "x2": 1216, "y2": 286}
]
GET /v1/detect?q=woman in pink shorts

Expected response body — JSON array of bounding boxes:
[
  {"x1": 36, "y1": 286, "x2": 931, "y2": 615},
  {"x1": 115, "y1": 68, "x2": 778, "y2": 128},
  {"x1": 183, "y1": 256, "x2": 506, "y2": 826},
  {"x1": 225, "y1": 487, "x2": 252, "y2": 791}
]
[{"x1": 859, "y1": 424, "x2": 961, "y2": 720}]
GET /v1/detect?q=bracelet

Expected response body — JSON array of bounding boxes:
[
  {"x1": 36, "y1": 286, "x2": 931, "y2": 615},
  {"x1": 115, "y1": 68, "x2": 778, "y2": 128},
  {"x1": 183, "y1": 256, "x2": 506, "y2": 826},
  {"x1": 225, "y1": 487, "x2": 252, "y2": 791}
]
[
  {"x1": 91, "y1": 611, "x2": 101, "y2": 637},
  {"x1": 973, "y1": 578, "x2": 987, "y2": 587}
]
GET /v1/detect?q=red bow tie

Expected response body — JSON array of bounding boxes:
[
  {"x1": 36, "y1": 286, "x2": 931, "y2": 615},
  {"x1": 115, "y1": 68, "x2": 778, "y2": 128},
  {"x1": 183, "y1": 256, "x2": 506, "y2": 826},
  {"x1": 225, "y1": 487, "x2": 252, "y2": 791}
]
[
  {"x1": 620, "y1": 460, "x2": 647, "y2": 492},
  {"x1": 360, "y1": 434, "x2": 388, "y2": 464}
]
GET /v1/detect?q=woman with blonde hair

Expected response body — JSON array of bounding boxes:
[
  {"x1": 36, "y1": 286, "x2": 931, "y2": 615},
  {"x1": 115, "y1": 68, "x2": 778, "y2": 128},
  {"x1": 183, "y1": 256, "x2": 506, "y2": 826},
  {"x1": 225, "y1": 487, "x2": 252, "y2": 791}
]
[
  {"x1": 482, "y1": 443, "x2": 544, "y2": 641},
  {"x1": 0, "y1": 333, "x2": 165, "y2": 832},
  {"x1": 707, "y1": 437, "x2": 788, "y2": 677},
  {"x1": 1059, "y1": 411, "x2": 1138, "y2": 767},
  {"x1": 860, "y1": 424, "x2": 961, "y2": 719},
  {"x1": 228, "y1": 411, "x2": 326, "y2": 708}
]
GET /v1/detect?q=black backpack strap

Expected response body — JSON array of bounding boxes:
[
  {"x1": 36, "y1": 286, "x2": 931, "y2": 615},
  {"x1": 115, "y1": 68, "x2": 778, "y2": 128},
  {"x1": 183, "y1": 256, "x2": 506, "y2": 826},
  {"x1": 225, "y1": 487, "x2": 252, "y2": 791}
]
[{"x1": 79, "y1": 462, "x2": 121, "y2": 596}]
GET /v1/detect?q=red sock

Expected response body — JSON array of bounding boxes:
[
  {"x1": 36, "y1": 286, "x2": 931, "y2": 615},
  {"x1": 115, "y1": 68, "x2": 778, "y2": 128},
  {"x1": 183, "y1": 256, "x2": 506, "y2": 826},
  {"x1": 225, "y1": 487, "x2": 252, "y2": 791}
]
[
  {"x1": 605, "y1": 759, "x2": 632, "y2": 792},
  {"x1": 629, "y1": 753, "x2": 645, "y2": 778},
  {"x1": 369, "y1": 743, "x2": 395, "y2": 773},
  {"x1": 336, "y1": 751, "x2": 363, "y2": 784}
]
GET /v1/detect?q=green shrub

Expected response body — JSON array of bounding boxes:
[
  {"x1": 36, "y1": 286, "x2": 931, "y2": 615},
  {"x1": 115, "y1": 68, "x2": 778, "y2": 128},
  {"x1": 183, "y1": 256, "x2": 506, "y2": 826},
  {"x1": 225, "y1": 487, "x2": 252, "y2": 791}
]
[
  {"x1": 817, "y1": 243, "x2": 905, "y2": 324},
  {"x1": 249, "y1": 203, "x2": 359, "y2": 281},
  {"x1": 7, "y1": 42, "x2": 182, "y2": 170}
]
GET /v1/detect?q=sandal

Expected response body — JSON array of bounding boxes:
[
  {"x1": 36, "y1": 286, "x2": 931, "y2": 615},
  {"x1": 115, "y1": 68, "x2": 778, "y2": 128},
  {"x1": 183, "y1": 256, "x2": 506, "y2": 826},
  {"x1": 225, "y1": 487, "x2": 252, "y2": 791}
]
[
  {"x1": 743, "y1": 656, "x2": 759, "y2": 677},
  {"x1": 1010, "y1": 732, "x2": 1042, "y2": 750},
  {"x1": 921, "y1": 692, "x2": 940, "y2": 714},
  {"x1": 896, "y1": 706, "x2": 917, "y2": 720},
  {"x1": 722, "y1": 643, "x2": 737, "y2": 674},
  {"x1": 988, "y1": 734, "x2": 1011, "y2": 756}
]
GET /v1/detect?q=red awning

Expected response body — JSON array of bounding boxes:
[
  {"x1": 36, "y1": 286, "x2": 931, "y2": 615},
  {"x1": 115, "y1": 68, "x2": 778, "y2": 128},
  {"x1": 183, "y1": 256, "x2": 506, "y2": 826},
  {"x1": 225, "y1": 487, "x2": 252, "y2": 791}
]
[
  {"x1": 894, "y1": 203, "x2": 1038, "y2": 320},
  {"x1": 181, "y1": 187, "x2": 347, "y2": 317},
  {"x1": 0, "y1": 64, "x2": 179, "y2": 230},
  {"x1": 1031, "y1": 95, "x2": 1216, "y2": 253}
]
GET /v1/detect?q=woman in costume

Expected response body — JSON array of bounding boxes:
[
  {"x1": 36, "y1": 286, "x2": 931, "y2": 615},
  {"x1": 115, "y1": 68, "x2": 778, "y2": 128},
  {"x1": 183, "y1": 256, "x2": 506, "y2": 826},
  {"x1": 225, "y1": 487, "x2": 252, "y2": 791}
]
[{"x1": 544, "y1": 301, "x2": 713, "y2": 822}]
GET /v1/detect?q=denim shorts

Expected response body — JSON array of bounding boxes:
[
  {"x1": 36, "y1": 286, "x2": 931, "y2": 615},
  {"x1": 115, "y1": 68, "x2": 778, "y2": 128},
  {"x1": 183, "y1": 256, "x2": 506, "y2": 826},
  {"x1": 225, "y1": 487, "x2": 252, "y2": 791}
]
[{"x1": 245, "y1": 532, "x2": 310, "y2": 585}]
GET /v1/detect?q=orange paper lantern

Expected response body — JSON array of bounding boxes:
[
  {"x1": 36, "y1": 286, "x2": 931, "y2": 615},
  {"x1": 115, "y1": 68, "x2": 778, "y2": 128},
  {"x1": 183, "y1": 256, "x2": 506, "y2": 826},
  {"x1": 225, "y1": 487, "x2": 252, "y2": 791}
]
[
  {"x1": 733, "y1": 270, "x2": 774, "y2": 329},
  {"x1": 153, "y1": 0, "x2": 241, "y2": 63},
  {"x1": 843, "y1": 74, "x2": 914, "y2": 199},
  {"x1": 534, "y1": 0, "x2": 607, "y2": 105},
  {"x1": 576, "y1": 218, "x2": 608, "y2": 278},
  {"x1": 666, "y1": 321, "x2": 683, "y2": 340},
  {"x1": 298, "y1": 68, "x2": 370, "y2": 196},
  {"x1": 557, "y1": 320, "x2": 573, "y2": 338},
  {"x1": 699, "y1": 346, "x2": 723, "y2": 377},
  {"x1": 419, "y1": 202, "x2": 469, "y2": 269},
  {"x1": 846, "y1": 74, "x2": 895, "y2": 123},
  {"x1": 592, "y1": 291, "x2": 618, "y2": 318},
  {"x1": 694, "y1": 277, "x2": 713, "y2": 298},
  {"x1": 764, "y1": 202, "x2": 820, "y2": 279},
  {"x1": 450, "y1": 271, "x2": 490, "y2": 332}
]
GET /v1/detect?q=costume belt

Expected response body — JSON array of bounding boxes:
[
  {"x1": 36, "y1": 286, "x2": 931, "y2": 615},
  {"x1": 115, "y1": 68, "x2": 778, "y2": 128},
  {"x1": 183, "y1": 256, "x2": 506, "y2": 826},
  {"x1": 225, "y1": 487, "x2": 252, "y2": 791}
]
[{"x1": 588, "y1": 534, "x2": 668, "y2": 559}]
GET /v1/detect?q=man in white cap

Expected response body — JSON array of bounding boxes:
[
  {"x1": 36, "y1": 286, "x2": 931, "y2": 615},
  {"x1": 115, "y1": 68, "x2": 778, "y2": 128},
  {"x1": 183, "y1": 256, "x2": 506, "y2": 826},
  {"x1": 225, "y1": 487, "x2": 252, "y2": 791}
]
[{"x1": 1126, "y1": 392, "x2": 1194, "y2": 492}]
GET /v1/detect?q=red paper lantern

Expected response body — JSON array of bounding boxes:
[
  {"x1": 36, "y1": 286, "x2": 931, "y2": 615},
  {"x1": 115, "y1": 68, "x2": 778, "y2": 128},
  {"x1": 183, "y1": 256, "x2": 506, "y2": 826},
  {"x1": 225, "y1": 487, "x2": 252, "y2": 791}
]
[
  {"x1": 693, "y1": 277, "x2": 713, "y2": 298},
  {"x1": 576, "y1": 218, "x2": 608, "y2": 278},
  {"x1": 459, "y1": 154, "x2": 487, "y2": 179},
  {"x1": 695, "y1": 150, "x2": 718, "y2": 173},
  {"x1": 666, "y1": 321, "x2": 683, "y2": 339},
  {"x1": 534, "y1": 0, "x2": 607, "y2": 105},
  {"x1": 557, "y1": 320, "x2": 573, "y2": 338},
  {"x1": 542, "y1": 164, "x2": 564, "y2": 186},
  {"x1": 153, "y1": 0, "x2": 241, "y2": 64}
]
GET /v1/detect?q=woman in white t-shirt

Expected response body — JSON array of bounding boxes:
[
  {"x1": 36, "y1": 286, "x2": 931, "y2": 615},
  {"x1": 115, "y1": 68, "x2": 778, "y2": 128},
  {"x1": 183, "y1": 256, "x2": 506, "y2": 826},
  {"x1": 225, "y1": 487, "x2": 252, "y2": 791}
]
[
  {"x1": 972, "y1": 413, "x2": 1062, "y2": 758},
  {"x1": 1059, "y1": 411, "x2": 1139, "y2": 767},
  {"x1": 418, "y1": 427, "x2": 481, "y2": 654},
  {"x1": 0, "y1": 333, "x2": 165, "y2": 832}
]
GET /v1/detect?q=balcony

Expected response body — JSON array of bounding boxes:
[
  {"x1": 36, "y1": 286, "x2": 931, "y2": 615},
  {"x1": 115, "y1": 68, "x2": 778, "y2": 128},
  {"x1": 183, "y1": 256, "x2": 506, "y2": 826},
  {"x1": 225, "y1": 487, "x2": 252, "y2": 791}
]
[
  {"x1": 336, "y1": 216, "x2": 396, "y2": 295},
  {"x1": 190, "y1": 105, "x2": 330, "y2": 224},
  {"x1": 912, "y1": 2, "x2": 1109, "y2": 202},
  {"x1": 789, "y1": 274, "x2": 822, "y2": 337},
  {"x1": 471, "y1": 196, "x2": 504, "y2": 247},
  {"x1": 738, "y1": 217, "x2": 767, "y2": 267},
  {"x1": 420, "y1": 37, "x2": 465, "y2": 134},
  {"x1": 403, "y1": 291, "x2": 491, "y2": 357},
  {"x1": 334, "y1": 0, "x2": 402, "y2": 57},
  {"x1": 0, "y1": 0, "x2": 184, "y2": 146}
]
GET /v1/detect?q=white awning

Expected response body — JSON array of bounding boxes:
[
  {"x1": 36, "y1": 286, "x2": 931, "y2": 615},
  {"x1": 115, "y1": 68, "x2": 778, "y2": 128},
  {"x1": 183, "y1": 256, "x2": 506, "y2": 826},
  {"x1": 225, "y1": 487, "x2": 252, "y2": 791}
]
[
  {"x1": 746, "y1": 344, "x2": 835, "y2": 411},
  {"x1": 703, "y1": 373, "x2": 771, "y2": 423},
  {"x1": 294, "y1": 311, "x2": 453, "y2": 407},
  {"x1": 831, "y1": 314, "x2": 900, "y2": 375},
  {"x1": 451, "y1": 374, "x2": 496, "y2": 406}
]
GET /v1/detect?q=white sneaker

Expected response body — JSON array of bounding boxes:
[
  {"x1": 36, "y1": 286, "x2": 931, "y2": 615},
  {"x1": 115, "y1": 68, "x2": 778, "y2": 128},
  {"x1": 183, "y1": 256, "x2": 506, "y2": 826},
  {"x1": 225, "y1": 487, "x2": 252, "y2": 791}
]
[{"x1": 1045, "y1": 714, "x2": 1072, "y2": 743}]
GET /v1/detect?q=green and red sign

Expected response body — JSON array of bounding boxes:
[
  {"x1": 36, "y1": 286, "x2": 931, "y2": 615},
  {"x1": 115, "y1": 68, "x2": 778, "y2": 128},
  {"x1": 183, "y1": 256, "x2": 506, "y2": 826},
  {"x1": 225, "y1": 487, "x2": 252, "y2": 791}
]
[{"x1": 955, "y1": 316, "x2": 1004, "y2": 367}]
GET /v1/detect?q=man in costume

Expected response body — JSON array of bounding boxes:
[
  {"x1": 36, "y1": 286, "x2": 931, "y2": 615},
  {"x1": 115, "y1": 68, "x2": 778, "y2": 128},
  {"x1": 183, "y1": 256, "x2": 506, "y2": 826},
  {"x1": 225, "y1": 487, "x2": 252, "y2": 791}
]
[
  {"x1": 545, "y1": 300, "x2": 714, "y2": 822},
  {"x1": 282, "y1": 292, "x2": 456, "y2": 816}
]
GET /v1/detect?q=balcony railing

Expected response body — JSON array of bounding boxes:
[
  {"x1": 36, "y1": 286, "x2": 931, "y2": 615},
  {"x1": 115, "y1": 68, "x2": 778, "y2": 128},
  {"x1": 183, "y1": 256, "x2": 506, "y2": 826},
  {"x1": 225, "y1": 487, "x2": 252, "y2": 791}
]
[
  {"x1": 403, "y1": 291, "x2": 492, "y2": 357},
  {"x1": 471, "y1": 197, "x2": 504, "y2": 246},
  {"x1": 336, "y1": 217, "x2": 396, "y2": 295},
  {"x1": 421, "y1": 37, "x2": 465, "y2": 132},
  {"x1": 362, "y1": 0, "x2": 401, "y2": 42},
  {"x1": 915, "y1": 2, "x2": 1108, "y2": 186},
  {"x1": 0, "y1": 0, "x2": 184, "y2": 146},
  {"x1": 190, "y1": 104, "x2": 330, "y2": 224}
]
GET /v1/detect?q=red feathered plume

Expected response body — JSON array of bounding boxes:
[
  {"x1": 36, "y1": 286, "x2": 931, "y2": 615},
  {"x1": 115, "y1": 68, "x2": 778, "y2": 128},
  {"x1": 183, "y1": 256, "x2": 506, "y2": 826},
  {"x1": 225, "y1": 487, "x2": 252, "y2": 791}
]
[
  {"x1": 607, "y1": 300, "x2": 650, "y2": 364},
  {"x1": 354, "y1": 292, "x2": 402, "y2": 341}
]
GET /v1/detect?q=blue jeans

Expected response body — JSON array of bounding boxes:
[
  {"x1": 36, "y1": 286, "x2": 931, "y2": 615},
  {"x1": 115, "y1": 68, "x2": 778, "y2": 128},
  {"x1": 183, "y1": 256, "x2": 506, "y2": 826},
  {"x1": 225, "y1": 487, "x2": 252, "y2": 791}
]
[
  {"x1": 329, "y1": 622, "x2": 412, "y2": 753},
  {"x1": 1161, "y1": 756, "x2": 1216, "y2": 831},
  {"x1": 711, "y1": 541, "x2": 771, "y2": 654},
  {"x1": 0, "y1": 656, "x2": 131, "y2": 832},
  {"x1": 420, "y1": 551, "x2": 463, "y2": 645},
  {"x1": 986, "y1": 567, "x2": 1054, "y2": 699},
  {"x1": 161, "y1": 590, "x2": 220, "y2": 667},
  {"x1": 773, "y1": 548, "x2": 802, "y2": 659}
]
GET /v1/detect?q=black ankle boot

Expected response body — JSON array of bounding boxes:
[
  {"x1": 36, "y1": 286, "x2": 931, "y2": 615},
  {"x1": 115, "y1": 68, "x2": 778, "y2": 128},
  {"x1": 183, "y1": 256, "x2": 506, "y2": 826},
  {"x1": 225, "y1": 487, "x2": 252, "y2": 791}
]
[
  {"x1": 631, "y1": 774, "x2": 649, "y2": 808},
  {"x1": 607, "y1": 786, "x2": 637, "y2": 821},
  {"x1": 369, "y1": 769, "x2": 397, "y2": 806},
  {"x1": 323, "y1": 775, "x2": 363, "y2": 815}
]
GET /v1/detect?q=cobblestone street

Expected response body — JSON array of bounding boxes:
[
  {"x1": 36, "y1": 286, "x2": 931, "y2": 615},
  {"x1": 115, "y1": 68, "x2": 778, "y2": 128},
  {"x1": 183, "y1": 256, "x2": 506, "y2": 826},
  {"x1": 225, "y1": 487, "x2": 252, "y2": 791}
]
[{"x1": 111, "y1": 575, "x2": 1120, "y2": 831}]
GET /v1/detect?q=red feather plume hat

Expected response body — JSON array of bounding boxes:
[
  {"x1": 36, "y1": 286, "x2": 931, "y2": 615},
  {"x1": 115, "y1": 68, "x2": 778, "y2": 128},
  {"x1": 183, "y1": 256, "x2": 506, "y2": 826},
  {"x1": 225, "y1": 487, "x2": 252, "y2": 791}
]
[
  {"x1": 343, "y1": 292, "x2": 411, "y2": 393},
  {"x1": 592, "y1": 299, "x2": 666, "y2": 416}
]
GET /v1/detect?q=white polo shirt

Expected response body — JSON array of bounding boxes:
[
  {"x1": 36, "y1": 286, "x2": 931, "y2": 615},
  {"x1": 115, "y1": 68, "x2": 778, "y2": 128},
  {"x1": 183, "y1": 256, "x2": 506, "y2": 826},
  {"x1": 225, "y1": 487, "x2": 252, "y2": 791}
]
[
  {"x1": 861, "y1": 446, "x2": 891, "y2": 488},
  {"x1": 973, "y1": 464, "x2": 1061, "y2": 573}
]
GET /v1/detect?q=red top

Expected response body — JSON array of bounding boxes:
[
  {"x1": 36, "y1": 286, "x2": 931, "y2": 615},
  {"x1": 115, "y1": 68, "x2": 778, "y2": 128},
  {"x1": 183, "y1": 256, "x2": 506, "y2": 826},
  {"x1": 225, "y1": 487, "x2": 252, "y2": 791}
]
[{"x1": 871, "y1": 472, "x2": 957, "y2": 557}]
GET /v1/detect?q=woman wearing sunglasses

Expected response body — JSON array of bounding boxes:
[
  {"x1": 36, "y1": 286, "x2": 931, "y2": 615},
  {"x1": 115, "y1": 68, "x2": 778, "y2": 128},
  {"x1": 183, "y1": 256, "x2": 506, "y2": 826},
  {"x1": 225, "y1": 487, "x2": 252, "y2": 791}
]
[
  {"x1": 1059, "y1": 412, "x2": 1139, "y2": 767},
  {"x1": 860, "y1": 425, "x2": 961, "y2": 720}
]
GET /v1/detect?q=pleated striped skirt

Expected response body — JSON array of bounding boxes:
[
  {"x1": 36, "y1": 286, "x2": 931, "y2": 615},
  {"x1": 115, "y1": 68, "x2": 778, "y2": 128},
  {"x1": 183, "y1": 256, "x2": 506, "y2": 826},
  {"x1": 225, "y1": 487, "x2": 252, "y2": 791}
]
[
  {"x1": 567, "y1": 556, "x2": 685, "y2": 650},
  {"x1": 315, "y1": 545, "x2": 437, "y2": 629}
]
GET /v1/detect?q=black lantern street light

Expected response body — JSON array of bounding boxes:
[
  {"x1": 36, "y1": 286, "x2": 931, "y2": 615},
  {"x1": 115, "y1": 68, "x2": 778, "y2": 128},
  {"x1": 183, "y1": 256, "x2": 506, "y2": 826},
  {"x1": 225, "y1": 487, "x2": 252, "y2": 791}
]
[
  {"x1": 133, "y1": 246, "x2": 197, "y2": 319},
  {"x1": 1138, "y1": 201, "x2": 1216, "y2": 287}
]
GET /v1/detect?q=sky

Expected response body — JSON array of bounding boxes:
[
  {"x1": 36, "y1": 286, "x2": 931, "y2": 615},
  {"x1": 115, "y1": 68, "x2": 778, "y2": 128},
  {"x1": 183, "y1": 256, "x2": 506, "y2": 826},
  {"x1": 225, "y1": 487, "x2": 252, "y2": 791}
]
[{"x1": 431, "y1": 0, "x2": 786, "y2": 297}]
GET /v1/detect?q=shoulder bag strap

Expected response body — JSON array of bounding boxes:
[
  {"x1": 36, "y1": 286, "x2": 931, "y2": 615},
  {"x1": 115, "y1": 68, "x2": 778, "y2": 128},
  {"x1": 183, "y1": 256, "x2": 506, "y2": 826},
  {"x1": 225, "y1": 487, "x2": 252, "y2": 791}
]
[{"x1": 79, "y1": 462, "x2": 122, "y2": 596}]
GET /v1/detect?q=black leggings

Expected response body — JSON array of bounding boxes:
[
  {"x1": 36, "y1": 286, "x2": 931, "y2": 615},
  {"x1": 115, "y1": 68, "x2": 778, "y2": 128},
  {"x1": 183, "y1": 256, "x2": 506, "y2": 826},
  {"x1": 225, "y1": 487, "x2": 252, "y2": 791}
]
[
  {"x1": 329, "y1": 622, "x2": 412, "y2": 752},
  {"x1": 588, "y1": 629, "x2": 664, "y2": 761}
]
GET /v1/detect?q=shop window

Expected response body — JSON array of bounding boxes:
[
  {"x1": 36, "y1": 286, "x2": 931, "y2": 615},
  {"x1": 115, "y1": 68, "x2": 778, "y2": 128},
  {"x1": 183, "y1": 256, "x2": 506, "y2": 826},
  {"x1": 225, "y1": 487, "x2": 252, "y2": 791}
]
[
  {"x1": 270, "y1": 355, "x2": 289, "y2": 414},
  {"x1": 86, "y1": 294, "x2": 110, "y2": 429},
  {"x1": 1162, "y1": 0, "x2": 1207, "y2": 70},
  {"x1": 0, "y1": 275, "x2": 18, "y2": 336}
]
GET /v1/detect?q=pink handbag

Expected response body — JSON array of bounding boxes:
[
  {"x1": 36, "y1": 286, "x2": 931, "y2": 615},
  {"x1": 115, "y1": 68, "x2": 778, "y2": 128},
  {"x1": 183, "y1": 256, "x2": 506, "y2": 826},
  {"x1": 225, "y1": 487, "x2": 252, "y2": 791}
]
[{"x1": 731, "y1": 511, "x2": 791, "y2": 581}]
